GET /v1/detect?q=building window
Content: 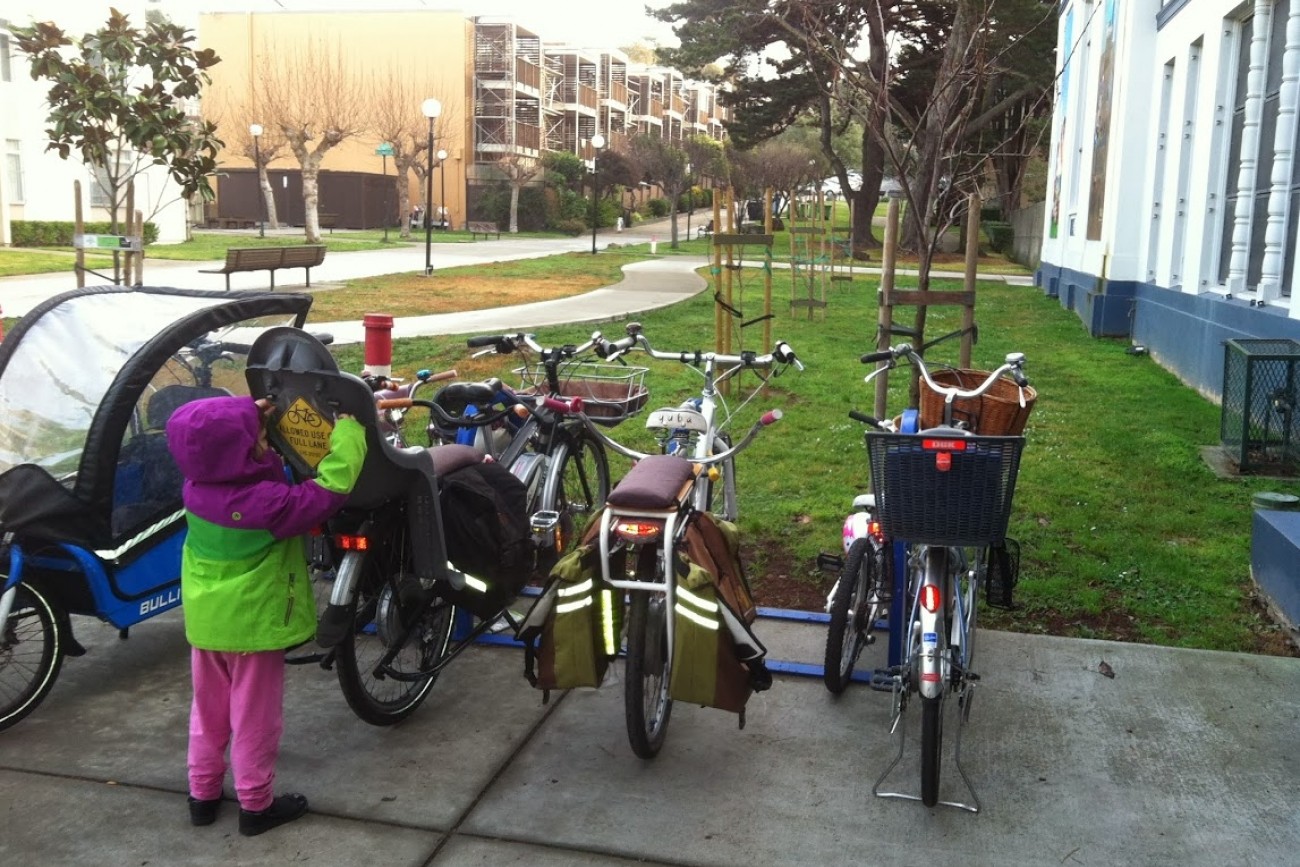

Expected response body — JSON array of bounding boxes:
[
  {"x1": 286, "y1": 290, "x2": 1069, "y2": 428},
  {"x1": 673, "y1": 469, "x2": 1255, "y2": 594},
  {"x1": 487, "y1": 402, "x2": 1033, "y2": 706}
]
[
  {"x1": 5, "y1": 139, "x2": 21, "y2": 203},
  {"x1": 1, "y1": 33, "x2": 12, "y2": 83},
  {"x1": 88, "y1": 150, "x2": 135, "y2": 209}
]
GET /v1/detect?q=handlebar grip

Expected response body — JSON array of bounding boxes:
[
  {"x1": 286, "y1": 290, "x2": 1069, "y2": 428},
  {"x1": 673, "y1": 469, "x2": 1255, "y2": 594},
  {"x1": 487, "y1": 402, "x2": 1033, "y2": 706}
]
[
  {"x1": 376, "y1": 398, "x2": 413, "y2": 410},
  {"x1": 861, "y1": 349, "x2": 894, "y2": 364},
  {"x1": 596, "y1": 335, "x2": 636, "y2": 359},
  {"x1": 466, "y1": 335, "x2": 505, "y2": 348},
  {"x1": 848, "y1": 410, "x2": 885, "y2": 427},
  {"x1": 760, "y1": 409, "x2": 784, "y2": 426},
  {"x1": 423, "y1": 369, "x2": 458, "y2": 384},
  {"x1": 311, "y1": 332, "x2": 334, "y2": 346},
  {"x1": 539, "y1": 395, "x2": 584, "y2": 415}
]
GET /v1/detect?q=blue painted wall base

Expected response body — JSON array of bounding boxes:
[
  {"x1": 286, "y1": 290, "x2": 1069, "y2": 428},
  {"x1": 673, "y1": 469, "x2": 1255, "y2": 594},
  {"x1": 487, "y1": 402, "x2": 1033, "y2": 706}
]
[{"x1": 1251, "y1": 509, "x2": 1300, "y2": 647}]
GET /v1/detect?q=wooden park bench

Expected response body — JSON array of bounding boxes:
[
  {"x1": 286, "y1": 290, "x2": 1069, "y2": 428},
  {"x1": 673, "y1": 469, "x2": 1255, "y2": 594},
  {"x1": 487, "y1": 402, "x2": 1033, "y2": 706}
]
[
  {"x1": 467, "y1": 221, "x2": 501, "y2": 240},
  {"x1": 199, "y1": 245, "x2": 327, "y2": 291}
]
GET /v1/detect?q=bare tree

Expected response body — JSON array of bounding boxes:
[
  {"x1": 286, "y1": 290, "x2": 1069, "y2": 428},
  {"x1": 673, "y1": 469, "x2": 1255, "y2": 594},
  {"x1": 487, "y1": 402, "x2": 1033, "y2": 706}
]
[
  {"x1": 629, "y1": 134, "x2": 689, "y2": 248},
  {"x1": 368, "y1": 68, "x2": 457, "y2": 239},
  {"x1": 255, "y1": 38, "x2": 367, "y2": 243},
  {"x1": 488, "y1": 153, "x2": 545, "y2": 234},
  {"x1": 735, "y1": 139, "x2": 819, "y2": 220},
  {"x1": 205, "y1": 92, "x2": 287, "y2": 229}
]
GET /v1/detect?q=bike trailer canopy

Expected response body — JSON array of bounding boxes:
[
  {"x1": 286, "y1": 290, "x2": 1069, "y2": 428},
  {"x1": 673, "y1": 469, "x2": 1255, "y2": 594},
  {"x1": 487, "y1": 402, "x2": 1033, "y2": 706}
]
[{"x1": 0, "y1": 286, "x2": 311, "y2": 552}]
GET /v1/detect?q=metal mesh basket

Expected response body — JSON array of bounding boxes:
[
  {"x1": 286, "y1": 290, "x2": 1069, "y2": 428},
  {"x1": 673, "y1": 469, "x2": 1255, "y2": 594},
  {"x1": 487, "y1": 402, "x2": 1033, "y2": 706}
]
[
  {"x1": 515, "y1": 361, "x2": 649, "y2": 426},
  {"x1": 866, "y1": 433, "x2": 1025, "y2": 546}
]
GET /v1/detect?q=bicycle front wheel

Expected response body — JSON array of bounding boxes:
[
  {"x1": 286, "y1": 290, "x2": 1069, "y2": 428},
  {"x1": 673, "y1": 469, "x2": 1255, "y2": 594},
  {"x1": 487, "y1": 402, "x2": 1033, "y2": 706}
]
[
  {"x1": 0, "y1": 582, "x2": 64, "y2": 732},
  {"x1": 624, "y1": 549, "x2": 673, "y2": 758},
  {"x1": 335, "y1": 548, "x2": 455, "y2": 726},
  {"x1": 541, "y1": 428, "x2": 610, "y2": 553},
  {"x1": 823, "y1": 538, "x2": 880, "y2": 694}
]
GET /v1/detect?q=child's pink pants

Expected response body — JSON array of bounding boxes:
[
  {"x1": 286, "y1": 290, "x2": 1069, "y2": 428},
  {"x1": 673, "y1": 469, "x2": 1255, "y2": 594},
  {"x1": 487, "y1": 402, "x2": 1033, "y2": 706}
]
[{"x1": 187, "y1": 648, "x2": 285, "y2": 812}]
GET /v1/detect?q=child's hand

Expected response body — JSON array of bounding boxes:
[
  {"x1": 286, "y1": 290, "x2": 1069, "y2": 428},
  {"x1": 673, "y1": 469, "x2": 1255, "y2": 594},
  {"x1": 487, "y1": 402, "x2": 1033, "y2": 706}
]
[
  {"x1": 254, "y1": 398, "x2": 276, "y2": 420},
  {"x1": 337, "y1": 412, "x2": 354, "y2": 421}
]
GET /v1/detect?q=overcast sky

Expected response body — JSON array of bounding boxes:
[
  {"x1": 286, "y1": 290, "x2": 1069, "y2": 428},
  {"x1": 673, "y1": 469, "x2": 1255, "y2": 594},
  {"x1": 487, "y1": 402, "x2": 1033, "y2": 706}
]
[{"x1": 192, "y1": 0, "x2": 680, "y2": 50}]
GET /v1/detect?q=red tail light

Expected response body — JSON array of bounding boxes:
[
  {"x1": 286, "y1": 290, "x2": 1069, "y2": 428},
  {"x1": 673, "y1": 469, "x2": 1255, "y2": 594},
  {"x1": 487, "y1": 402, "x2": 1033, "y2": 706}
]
[
  {"x1": 923, "y1": 438, "x2": 968, "y2": 451},
  {"x1": 920, "y1": 584, "x2": 941, "y2": 613},
  {"x1": 868, "y1": 520, "x2": 884, "y2": 543},
  {"x1": 336, "y1": 534, "x2": 370, "y2": 551},
  {"x1": 614, "y1": 520, "x2": 663, "y2": 543}
]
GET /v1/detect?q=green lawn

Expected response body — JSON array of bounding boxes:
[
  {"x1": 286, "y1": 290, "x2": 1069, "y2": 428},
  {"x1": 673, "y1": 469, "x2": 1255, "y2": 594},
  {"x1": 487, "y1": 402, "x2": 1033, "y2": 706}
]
[{"x1": 327, "y1": 268, "x2": 1298, "y2": 656}]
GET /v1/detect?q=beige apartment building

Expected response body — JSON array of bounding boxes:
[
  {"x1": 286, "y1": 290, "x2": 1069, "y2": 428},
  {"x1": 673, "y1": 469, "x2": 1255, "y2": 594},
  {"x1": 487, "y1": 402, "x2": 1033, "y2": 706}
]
[{"x1": 198, "y1": 10, "x2": 729, "y2": 231}]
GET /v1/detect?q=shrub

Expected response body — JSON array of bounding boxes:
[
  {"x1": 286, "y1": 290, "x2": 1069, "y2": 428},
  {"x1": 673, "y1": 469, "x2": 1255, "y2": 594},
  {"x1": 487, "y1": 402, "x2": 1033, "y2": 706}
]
[
  {"x1": 984, "y1": 221, "x2": 1014, "y2": 254},
  {"x1": 646, "y1": 197, "x2": 670, "y2": 217},
  {"x1": 554, "y1": 219, "x2": 587, "y2": 236},
  {"x1": 11, "y1": 220, "x2": 159, "y2": 247}
]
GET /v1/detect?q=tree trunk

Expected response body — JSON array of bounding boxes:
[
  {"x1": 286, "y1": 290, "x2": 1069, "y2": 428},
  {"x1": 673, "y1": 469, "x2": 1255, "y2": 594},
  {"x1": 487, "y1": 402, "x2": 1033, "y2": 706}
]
[
  {"x1": 669, "y1": 190, "x2": 680, "y2": 248},
  {"x1": 301, "y1": 154, "x2": 323, "y2": 243},
  {"x1": 395, "y1": 159, "x2": 413, "y2": 240},
  {"x1": 509, "y1": 183, "x2": 521, "y2": 233},
  {"x1": 258, "y1": 164, "x2": 280, "y2": 229}
]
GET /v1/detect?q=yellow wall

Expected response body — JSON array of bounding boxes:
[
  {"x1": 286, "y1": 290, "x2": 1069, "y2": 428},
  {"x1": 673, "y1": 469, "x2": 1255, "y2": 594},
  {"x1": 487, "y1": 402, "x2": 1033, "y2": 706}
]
[{"x1": 199, "y1": 11, "x2": 473, "y2": 225}]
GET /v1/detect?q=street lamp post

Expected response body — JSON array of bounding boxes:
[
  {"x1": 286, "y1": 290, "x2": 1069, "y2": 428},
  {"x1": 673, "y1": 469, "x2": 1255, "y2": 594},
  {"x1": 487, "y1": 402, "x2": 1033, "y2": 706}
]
[
  {"x1": 685, "y1": 161, "x2": 693, "y2": 241},
  {"x1": 589, "y1": 133, "x2": 605, "y2": 255},
  {"x1": 250, "y1": 123, "x2": 265, "y2": 238},
  {"x1": 436, "y1": 149, "x2": 448, "y2": 231},
  {"x1": 421, "y1": 97, "x2": 442, "y2": 276},
  {"x1": 377, "y1": 142, "x2": 394, "y2": 243}
]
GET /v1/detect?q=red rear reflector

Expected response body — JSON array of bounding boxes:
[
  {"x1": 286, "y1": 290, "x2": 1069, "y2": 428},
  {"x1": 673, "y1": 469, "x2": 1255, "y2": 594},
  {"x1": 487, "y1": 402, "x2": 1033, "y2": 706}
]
[
  {"x1": 868, "y1": 520, "x2": 884, "y2": 542},
  {"x1": 920, "y1": 584, "x2": 941, "y2": 612},
  {"x1": 923, "y1": 438, "x2": 967, "y2": 451},
  {"x1": 921, "y1": 672, "x2": 941, "y2": 683},
  {"x1": 336, "y1": 534, "x2": 369, "y2": 551},
  {"x1": 935, "y1": 452, "x2": 952, "y2": 472},
  {"x1": 614, "y1": 521, "x2": 662, "y2": 542}
]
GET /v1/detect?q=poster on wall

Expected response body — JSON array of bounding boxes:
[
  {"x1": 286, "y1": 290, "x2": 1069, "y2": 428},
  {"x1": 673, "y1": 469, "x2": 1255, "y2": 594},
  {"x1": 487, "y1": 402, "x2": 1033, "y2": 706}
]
[
  {"x1": 1087, "y1": 0, "x2": 1118, "y2": 241},
  {"x1": 1049, "y1": 8, "x2": 1075, "y2": 239}
]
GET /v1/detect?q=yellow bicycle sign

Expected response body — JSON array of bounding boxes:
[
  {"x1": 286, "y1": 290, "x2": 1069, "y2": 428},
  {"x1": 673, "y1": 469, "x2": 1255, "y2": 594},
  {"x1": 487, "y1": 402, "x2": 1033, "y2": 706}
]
[{"x1": 277, "y1": 396, "x2": 333, "y2": 468}]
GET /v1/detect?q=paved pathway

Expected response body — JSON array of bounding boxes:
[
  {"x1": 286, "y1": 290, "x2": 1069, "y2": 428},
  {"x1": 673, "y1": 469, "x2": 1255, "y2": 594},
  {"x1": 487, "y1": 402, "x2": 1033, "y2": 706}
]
[{"x1": 1, "y1": 221, "x2": 1035, "y2": 341}]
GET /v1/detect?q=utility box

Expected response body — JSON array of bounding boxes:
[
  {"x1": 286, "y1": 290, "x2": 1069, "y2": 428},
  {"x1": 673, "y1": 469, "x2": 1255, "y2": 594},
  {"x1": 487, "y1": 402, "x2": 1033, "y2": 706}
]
[{"x1": 1221, "y1": 338, "x2": 1300, "y2": 475}]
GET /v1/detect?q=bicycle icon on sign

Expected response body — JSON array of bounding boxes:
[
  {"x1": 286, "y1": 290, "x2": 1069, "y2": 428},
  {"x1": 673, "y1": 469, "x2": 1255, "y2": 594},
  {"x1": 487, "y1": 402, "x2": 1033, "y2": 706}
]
[{"x1": 286, "y1": 405, "x2": 323, "y2": 427}]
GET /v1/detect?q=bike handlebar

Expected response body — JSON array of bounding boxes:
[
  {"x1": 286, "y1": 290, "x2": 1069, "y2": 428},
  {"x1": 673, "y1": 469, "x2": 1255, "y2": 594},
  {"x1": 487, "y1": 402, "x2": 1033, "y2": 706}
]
[
  {"x1": 863, "y1": 342, "x2": 1030, "y2": 399},
  {"x1": 597, "y1": 327, "x2": 802, "y2": 373},
  {"x1": 578, "y1": 407, "x2": 783, "y2": 466},
  {"x1": 466, "y1": 330, "x2": 604, "y2": 360}
]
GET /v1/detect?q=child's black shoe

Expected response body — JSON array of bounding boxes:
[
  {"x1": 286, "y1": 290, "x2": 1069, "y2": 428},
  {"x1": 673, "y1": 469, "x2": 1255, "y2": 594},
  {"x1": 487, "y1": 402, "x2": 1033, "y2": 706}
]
[
  {"x1": 188, "y1": 795, "x2": 221, "y2": 826},
  {"x1": 238, "y1": 793, "x2": 308, "y2": 837}
]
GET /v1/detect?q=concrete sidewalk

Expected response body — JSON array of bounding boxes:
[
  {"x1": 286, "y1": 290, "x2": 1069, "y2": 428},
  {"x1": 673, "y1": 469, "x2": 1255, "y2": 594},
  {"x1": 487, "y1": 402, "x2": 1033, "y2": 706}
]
[{"x1": 1, "y1": 608, "x2": 1296, "y2": 866}]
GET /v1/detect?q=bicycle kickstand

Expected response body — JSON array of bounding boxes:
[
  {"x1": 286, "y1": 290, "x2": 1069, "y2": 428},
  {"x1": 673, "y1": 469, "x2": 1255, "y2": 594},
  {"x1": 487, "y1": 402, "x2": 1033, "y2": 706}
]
[{"x1": 872, "y1": 674, "x2": 982, "y2": 813}]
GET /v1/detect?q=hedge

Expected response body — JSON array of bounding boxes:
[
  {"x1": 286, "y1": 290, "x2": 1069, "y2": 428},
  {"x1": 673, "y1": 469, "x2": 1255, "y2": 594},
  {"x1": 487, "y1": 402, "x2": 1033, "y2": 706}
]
[
  {"x1": 11, "y1": 220, "x2": 159, "y2": 248},
  {"x1": 984, "y1": 221, "x2": 1014, "y2": 254}
]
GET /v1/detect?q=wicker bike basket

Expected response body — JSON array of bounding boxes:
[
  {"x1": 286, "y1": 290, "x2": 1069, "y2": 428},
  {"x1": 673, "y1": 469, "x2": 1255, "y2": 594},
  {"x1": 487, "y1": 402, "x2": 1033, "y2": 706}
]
[
  {"x1": 515, "y1": 361, "x2": 650, "y2": 427},
  {"x1": 918, "y1": 368, "x2": 1038, "y2": 435}
]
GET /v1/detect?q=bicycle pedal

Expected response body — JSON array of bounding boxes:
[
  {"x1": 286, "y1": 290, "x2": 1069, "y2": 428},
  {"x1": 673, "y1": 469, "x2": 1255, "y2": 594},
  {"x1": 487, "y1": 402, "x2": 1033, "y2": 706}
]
[{"x1": 816, "y1": 552, "x2": 843, "y2": 573}]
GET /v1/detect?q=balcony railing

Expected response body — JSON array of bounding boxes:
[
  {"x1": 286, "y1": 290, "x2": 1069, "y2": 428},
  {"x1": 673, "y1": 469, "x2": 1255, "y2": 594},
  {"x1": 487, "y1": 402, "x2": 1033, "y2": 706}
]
[
  {"x1": 475, "y1": 119, "x2": 541, "y2": 153},
  {"x1": 605, "y1": 80, "x2": 629, "y2": 106},
  {"x1": 516, "y1": 58, "x2": 541, "y2": 91}
]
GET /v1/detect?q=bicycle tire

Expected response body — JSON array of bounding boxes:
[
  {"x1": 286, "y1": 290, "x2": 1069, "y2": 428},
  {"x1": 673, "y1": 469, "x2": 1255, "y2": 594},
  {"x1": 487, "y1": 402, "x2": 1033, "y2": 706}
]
[
  {"x1": 335, "y1": 547, "x2": 455, "y2": 726},
  {"x1": 0, "y1": 582, "x2": 64, "y2": 732},
  {"x1": 823, "y1": 538, "x2": 877, "y2": 694},
  {"x1": 921, "y1": 694, "x2": 944, "y2": 806},
  {"x1": 624, "y1": 549, "x2": 673, "y2": 758},
  {"x1": 540, "y1": 427, "x2": 610, "y2": 554}
]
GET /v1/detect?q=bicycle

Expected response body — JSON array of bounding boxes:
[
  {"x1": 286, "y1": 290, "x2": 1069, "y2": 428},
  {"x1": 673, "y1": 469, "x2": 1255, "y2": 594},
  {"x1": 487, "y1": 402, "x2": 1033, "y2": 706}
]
[
  {"x1": 818, "y1": 473, "x2": 888, "y2": 694},
  {"x1": 577, "y1": 325, "x2": 802, "y2": 758},
  {"x1": 857, "y1": 342, "x2": 1032, "y2": 811},
  {"x1": 461, "y1": 331, "x2": 649, "y2": 570}
]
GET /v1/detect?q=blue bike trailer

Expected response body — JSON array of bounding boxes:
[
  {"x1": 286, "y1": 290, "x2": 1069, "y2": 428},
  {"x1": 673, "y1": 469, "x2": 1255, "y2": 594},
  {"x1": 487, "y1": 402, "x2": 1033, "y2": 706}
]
[{"x1": 0, "y1": 285, "x2": 312, "y2": 555}]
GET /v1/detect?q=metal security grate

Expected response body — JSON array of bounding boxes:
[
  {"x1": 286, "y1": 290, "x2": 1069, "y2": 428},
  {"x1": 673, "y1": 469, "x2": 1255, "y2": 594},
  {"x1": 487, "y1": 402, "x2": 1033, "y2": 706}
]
[{"x1": 1221, "y1": 338, "x2": 1300, "y2": 475}]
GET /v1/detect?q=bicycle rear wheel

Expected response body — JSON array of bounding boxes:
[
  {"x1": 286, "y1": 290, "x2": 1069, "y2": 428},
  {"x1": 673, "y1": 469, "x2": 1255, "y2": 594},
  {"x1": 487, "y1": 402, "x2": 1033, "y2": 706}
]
[
  {"x1": 0, "y1": 582, "x2": 64, "y2": 732},
  {"x1": 921, "y1": 694, "x2": 944, "y2": 806},
  {"x1": 335, "y1": 545, "x2": 455, "y2": 726},
  {"x1": 624, "y1": 548, "x2": 673, "y2": 758}
]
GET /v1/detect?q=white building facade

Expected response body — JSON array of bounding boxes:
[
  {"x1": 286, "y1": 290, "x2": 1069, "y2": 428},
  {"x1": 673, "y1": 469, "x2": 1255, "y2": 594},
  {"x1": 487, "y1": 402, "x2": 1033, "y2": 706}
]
[
  {"x1": 1, "y1": 2, "x2": 191, "y2": 247},
  {"x1": 1041, "y1": 0, "x2": 1300, "y2": 397}
]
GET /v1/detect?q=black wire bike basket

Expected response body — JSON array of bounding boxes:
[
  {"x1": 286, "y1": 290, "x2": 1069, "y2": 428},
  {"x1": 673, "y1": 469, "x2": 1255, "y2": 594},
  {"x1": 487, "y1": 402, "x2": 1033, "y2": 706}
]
[{"x1": 866, "y1": 433, "x2": 1026, "y2": 547}]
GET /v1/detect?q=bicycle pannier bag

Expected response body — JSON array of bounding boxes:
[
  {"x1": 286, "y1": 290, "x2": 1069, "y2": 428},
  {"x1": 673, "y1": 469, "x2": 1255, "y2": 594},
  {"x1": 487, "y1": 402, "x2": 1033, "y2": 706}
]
[
  {"x1": 668, "y1": 512, "x2": 770, "y2": 715},
  {"x1": 438, "y1": 458, "x2": 531, "y2": 619},
  {"x1": 516, "y1": 540, "x2": 625, "y2": 693}
]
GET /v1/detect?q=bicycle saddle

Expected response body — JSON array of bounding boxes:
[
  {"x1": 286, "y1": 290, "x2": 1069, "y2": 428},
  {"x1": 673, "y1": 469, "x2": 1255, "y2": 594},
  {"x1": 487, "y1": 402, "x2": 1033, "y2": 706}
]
[
  {"x1": 605, "y1": 454, "x2": 698, "y2": 511},
  {"x1": 434, "y1": 379, "x2": 507, "y2": 413}
]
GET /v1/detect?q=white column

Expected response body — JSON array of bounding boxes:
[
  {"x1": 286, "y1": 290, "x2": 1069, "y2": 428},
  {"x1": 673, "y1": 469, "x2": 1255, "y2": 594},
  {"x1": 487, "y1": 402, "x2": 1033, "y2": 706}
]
[
  {"x1": 1227, "y1": 0, "x2": 1273, "y2": 292},
  {"x1": 1261, "y1": 0, "x2": 1300, "y2": 299}
]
